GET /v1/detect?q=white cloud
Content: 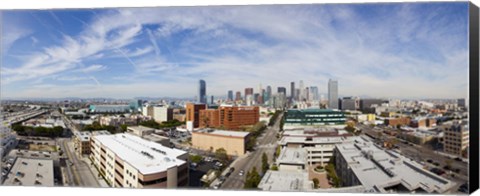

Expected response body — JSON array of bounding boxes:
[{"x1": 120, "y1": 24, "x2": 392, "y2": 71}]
[{"x1": 80, "y1": 64, "x2": 107, "y2": 73}]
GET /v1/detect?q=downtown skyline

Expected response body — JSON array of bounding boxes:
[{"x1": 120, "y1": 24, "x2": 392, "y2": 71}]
[{"x1": 1, "y1": 3, "x2": 470, "y2": 99}]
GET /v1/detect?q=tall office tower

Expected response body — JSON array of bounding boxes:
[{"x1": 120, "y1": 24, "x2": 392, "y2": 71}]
[
  {"x1": 457, "y1": 98, "x2": 466, "y2": 108},
  {"x1": 245, "y1": 88, "x2": 254, "y2": 101},
  {"x1": 235, "y1": 91, "x2": 242, "y2": 101},
  {"x1": 299, "y1": 80, "x2": 305, "y2": 101},
  {"x1": 306, "y1": 87, "x2": 310, "y2": 102},
  {"x1": 295, "y1": 88, "x2": 300, "y2": 101},
  {"x1": 198, "y1": 79, "x2": 207, "y2": 104},
  {"x1": 310, "y1": 86, "x2": 319, "y2": 101},
  {"x1": 277, "y1": 87, "x2": 287, "y2": 96},
  {"x1": 260, "y1": 89, "x2": 265, "y2": 104},
  {"x1": 227, "y1": 90, "x2": 233, "y2": 101},
  {"x1": 328, "y1": 79, "x2": 339, "y2": 109},
  {"x1": 211, "y1": 95, "x2": 214, "y2": 105},
  {"x1": 290, "y1": 82, "x2": 295, "y2": 101},
  {"x1": 266, "y1": 86, "x2": 272, "y2": 103}
]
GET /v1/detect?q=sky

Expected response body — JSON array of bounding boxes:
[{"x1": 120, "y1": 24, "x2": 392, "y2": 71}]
[{"x1": 0, "y1": 2, "x2": 470, "y2": 99}]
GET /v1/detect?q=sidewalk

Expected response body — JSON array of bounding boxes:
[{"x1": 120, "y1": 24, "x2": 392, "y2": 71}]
[
  {"x1": 79, "y1": 154, "x2": 110, "y2": 188},
  {"x1": 209, "y1": 151, "x2": 251, "y2": 188}
]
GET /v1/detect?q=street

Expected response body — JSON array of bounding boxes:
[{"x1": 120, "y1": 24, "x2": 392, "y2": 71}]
[{"x1": 220, "y1": 113, "x2": 283, "y2": 189}]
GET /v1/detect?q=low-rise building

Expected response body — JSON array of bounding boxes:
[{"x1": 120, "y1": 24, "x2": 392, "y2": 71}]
[
  {"x1": 258, "y1": 170, "x2": 313, "y2": 191},
  {"x1": 283, "y1": 109, "x2": 346, "y2": 129},
  {"x1": 199, "y1": 105, "x2": 259, "y2": 130},
  {"x1": 74, "y1": 131, "x2": 92, "y2": 155},
  {"x1": 276, "y1": 147, "x2": 308, "y2": 171},
  {"x1": 3, "y1": 158, "x2": 54, "y2": 186},
  {"x1": 334, "y1": 136, "x2": 456, "y2": 193},
  {"x1": 279, "y1": 128, "x2": 353, "y2": 165},
  {"x1": 90, "y1": 133, "x2": 189, "y2": 188},
  {"x1": 127, "y1": 126, "x2": 155, "y2": 137},
  {"x1": 191, "y1": 129, "x2": 250, "y2": 156},
  {"x1": 384, "y1": 117, "x2": 411, "y2": 127}
]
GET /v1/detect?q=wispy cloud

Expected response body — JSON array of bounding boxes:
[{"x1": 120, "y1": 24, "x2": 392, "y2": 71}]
[{"x1": 1, "y1": 3, "x2": 469, "y2": 99}]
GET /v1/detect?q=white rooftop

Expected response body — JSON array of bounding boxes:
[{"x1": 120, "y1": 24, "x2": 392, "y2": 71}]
[
  {"x1": 277, "y1": 148, "x2": 307, "y2": 165},
  {"x1": 335, "y1": 136, "x2": 455, "y2": 193},
  {"x1": 93, "y1": 133, "x2": 187, "y2": 174},
  {"x1": 196, "y1": 129, "x2": 250, "y2": 138},
  {"x1": 258, "y1": 170, "x2": 313, "y2": 191},
  {"x1": 75, "y1": 131, "x2": 92, "y2": 142},
  {"x1": 4, "y1": 158, "x2": 54, "y2": 186},
  {"x1": 279, "y1": 136, "x2": 352, "y2": 146}
]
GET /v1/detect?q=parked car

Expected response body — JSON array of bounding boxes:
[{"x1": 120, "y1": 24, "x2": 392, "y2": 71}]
[{"x1": 239, "y1": 170, "x2": 245, "y2": 176}]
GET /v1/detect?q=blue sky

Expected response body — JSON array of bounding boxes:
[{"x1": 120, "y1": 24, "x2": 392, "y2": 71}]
[{"x1": 1, "y1": 3, "x2": 469, "y2": 99}]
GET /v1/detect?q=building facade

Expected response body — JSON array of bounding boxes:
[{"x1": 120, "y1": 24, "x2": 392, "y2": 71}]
[
  {"x1": 328, "y1": 79, "x2": 339, "y2": 110},
  {"x1": 90, "y1": 133, "x2": 189, "y2": 188},
  {"x1": 283, "y1": 109, "x2": 346, "y2": 129},
  {"x1": 191, "y1": 129, "x2": 250, "y2": 156},
  {"x1": 198, "y1": 105, "x2": 259, "y2": 130},
  {"x1": 198, "y1": 80, "x2": 207, "y2": 104},
  {"x1": 186, "y1": 103, "x2": 207, "y2": 130},
  {"x1": 442, "y1": 121, "x2": 469, "y2": 156}
]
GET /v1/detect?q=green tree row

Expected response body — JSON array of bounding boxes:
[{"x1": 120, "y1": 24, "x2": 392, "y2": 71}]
[{"x1": 12, "y1": 124, "x2": 64, "y2": 138}]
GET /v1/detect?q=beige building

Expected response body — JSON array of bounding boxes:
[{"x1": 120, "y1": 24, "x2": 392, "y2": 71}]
[
  {"x1": 192, "y1": 129, "x2": 250, "y2": 156},
  {"x1": 127, "y1": 126, "x2": 155, "y2": 137},
  {"x1": 90, "y1": 133, "x2": 189, "y2": 188},
  {"x1": 442, "y1": 121, "x2": 469, "y2": 157},
  {"x1": 73, "y1": 130, "x2": 110, "y2": 155}
]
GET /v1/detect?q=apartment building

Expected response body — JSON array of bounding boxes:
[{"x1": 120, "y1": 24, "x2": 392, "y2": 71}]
[{"x1": 90, "y1": 133, "x2": 189, "y2": 188}]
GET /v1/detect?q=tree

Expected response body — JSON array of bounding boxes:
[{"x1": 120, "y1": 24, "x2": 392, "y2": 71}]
[
  {"x1": 244, "y1": 167, "x2": 261, "y2": 189},
  {"x1": 120, "y1": 124, "x2": 128, "y2": 132},
  {"x1": 270, "y1": 164, "x2": 278, "y2": 171},
  {"x1": 189, "y1": 154, "x2": 203, "y2": 164},
  {"x1": 312, "y1": 178, "x2": 319, "y2": 189},
  {"x1": 215, "y1": 148, "x2": 228, "y2": 163},
  {"x1": 262, "y1": 152, "x2": 269, "y2": 174}
]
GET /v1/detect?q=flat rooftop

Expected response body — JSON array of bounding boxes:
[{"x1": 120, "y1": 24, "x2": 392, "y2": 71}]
[
  {"x1": 195, "y1": 129, "x2": 250, "y2": 138},
  {"x1": 4, "y1": 157, "x2": 54, "y2": 186},
  {"x1": 279, "y1": 135, "x2": 352, "y2": 146},
  {"x1": 277, "y1": 148, "x2": 307, "y2": 165},
  {"x1": 127, "y1": 125, "x2": 155, "y2": 132},
  {"x1": 335, "y1": 136, "x2": 455, "y2": 193},
  {"x1": 75, "y1": 131, "x2": 91, "y2": 142},
  {"x1": 258, "y1": 170, "x2": 312, "y2": 191},
  {"x1": 93, "y1": 133, "x2": 186, "y2": 174}
]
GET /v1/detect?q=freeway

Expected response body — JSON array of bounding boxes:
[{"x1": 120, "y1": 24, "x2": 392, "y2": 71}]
[{"x1": 219, "y1": 112, "x2": 283, "y2": 189}]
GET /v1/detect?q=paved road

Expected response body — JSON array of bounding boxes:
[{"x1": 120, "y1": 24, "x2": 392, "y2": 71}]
[{"x1": 220, "y1": 113, "x2": 283, "y2": 189}]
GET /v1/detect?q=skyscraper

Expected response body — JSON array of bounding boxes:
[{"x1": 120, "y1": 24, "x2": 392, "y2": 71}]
[
  {"x1": 198, "y1": 79, "x2": 206, "y2": 104},
  {"x1": 328, "y1": 79, "x2": 339, "y2": 109},
  {"x1": 266, "y1": 86, "x2": 272, "y2": 103},
  {"x1": 245, "y1": 88, "x2": 254, "y2": 101},
  {"x1": 277, "y1": 87, "x2": 286, "y2": 95},
  {"x1": 235, "y1": 91, "x2": 242, "y2": 101},
  {"x1": 227, "y1": 90, "x2": 233, "y2": 101},
  {"x1": 310, "y1": 86, "x2": 319, "y2": 101},
  {"x1": 299, "y1": 80, "x2": 304, "y2": 101},
  {"x1": 290, "y1": 82, "x2": 295, "y2": 100}
]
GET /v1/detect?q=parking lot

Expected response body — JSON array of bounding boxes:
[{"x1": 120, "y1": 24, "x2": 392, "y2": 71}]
[{"x1": 188, "y1": 154, "x2": 232, "y2": 188}]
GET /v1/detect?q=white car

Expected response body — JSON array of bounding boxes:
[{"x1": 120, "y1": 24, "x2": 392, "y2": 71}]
[{"x1": 239, "y1": 170, "x2": 244, "y2": 176}]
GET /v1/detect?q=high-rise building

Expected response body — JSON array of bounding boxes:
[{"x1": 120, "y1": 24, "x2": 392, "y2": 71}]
[
  {"x1": 277, "y1": 87, "x2": 286, "y2": 95},
  {"x1": 290, "y1": 82, "x2": 295, "y2": 101},
  {"x1": 457, "y1": 98, "x2": 466, "y2": 108},
  {"x1": 328, "y1": 79, "x2": 338, "y2": 109},
  {"x1": 254, "y1": 93, "x2": 260, "y2": 104},
  {"x1": 186, "y1": 103, "x2": 207, "y2": 130},
  {"x1": 235, "y1": 91, "x2": 242, "y2": 101},
  {"x1": 295, "y1": 89, "x2": 300, "y2": 101},
  {"x1": 299, "y1": 80, "x2": 305, "y2": 101},
  {"x1": 305, "y1": 87, "x2": 310, "y2": 101},
  {"x1": 266, "y1": 86, "x2": 272, "y2": 103},
  {"x1": 245, "y1": 88, "x2": 254, "y2": 101},
  {"x1": 198, "y1": 80, "x2": 207, "y2": 104},
  {"x1": 309, "y1": 86, "x2": 319, "y2": 101},
  {"x1": 210, "y1": 95, "x2": 214, "y2": 105},
  {"x1": 227, "y1": 90, "x2": 233, "y2": 101}
]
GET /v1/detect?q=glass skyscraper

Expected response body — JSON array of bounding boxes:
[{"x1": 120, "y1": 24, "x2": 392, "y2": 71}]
[
  {"x1": 198, "y1": 79, "x2": 207, "y2": 104},
  {"x1": 328, "y1": 79, "x2": 338, "y2": 109}
]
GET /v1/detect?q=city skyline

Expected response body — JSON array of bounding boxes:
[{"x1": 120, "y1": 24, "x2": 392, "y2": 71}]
[{"x1": 1, "y1": 3, "x2": 469, "y2": 99}]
